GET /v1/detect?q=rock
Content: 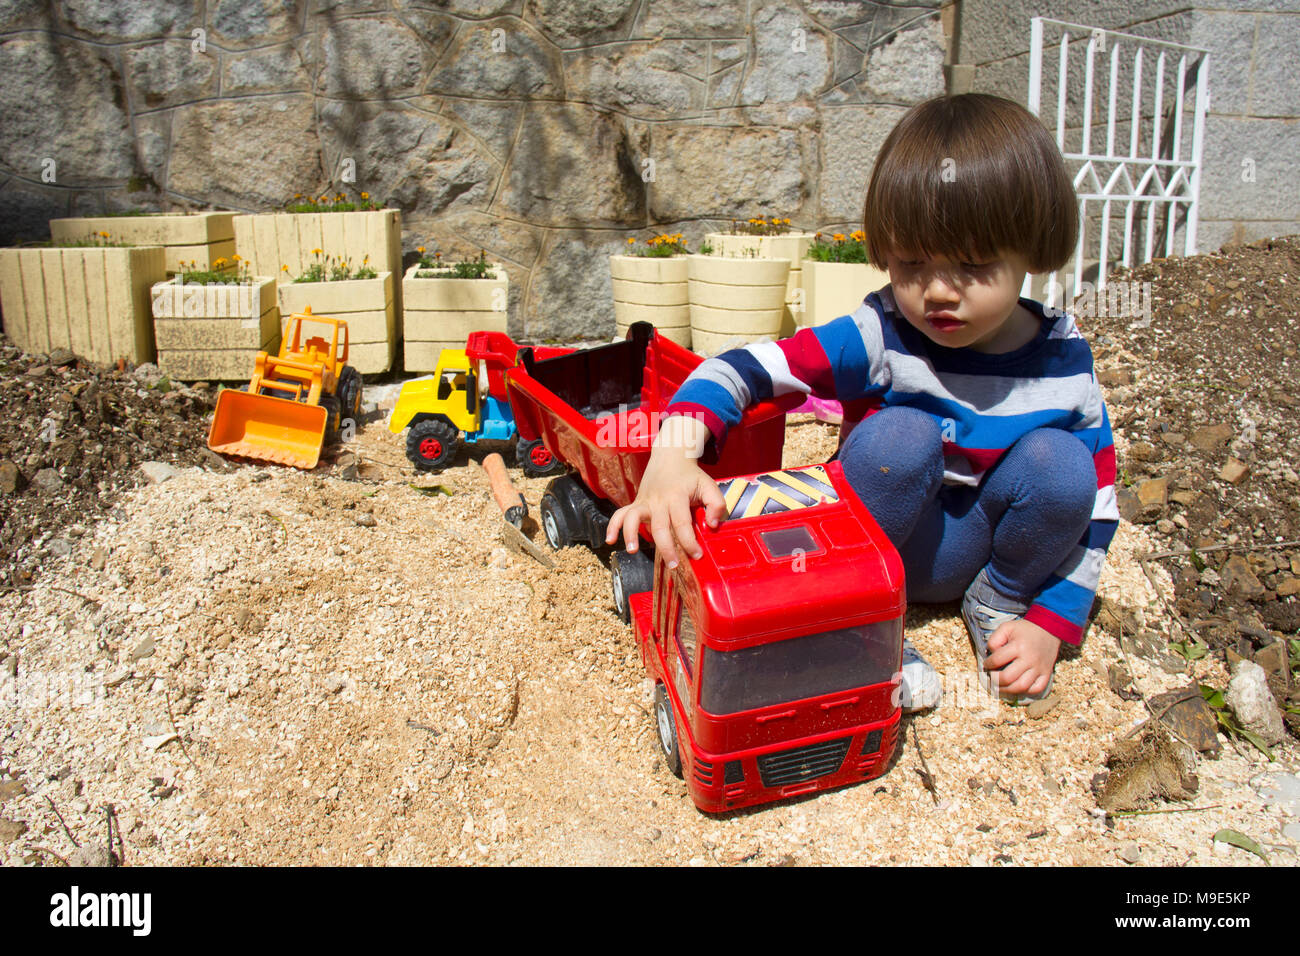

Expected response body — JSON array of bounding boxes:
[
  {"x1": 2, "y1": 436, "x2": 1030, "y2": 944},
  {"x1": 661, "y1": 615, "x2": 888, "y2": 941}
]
[
  {"x1": 48, "y1": 347, "x2": 76, "y2": 367},
  {"x1": 67, "y1": 844, "x2": 115, "y2": 867},
  {"x1": 1118, "y1": 843, "x2": 1143, "y2": 864},
  {"x1": 105, "y1": 668, "x2": 132, "y2": 687},
  {"x1": 128, "y1": 636, "x2": 156, "y2": 661},
  {"x1": 1222, "y1": 554, "x2": 1265, "y2": 599},
  {"x1": 0, "y1": 460, "x2": 25, "y2": 495},
  {"x1": 1136, "y1": 477, "x2": 1168, "y2": 509},
  {"x1": 1220, "y1": 458, "x2": 1250, "y2": 484},
  {"x1": 0, "y1": 817, "x2": 28, "y2": 843},
  {"x1": 334, "y1": 453, "x2": 359, "y2": 481},
  {"x1": 234, "y1": 608, "x2": 252, "y2": 626},
  {"x1": 0, "y1": 780, "x2": 27, "y2": 802},
  {"x1": 1156, "y1": 518, "x2": 1175, "y2": 535},
  {"x1": 139, "y1": 461, "x2": 178, "y2": 484},
  {"x1": 1225, "y1": 659, "x2": 1287, "y2": 746},
  {"x1": 565, "y1": 40, "x2": 705, "y2": 117},
  {"x1": 141, "y1": 719, "x2": 170, "y2": 736},
  {"x1": 1276, "y1": 577, "x2": 1300, "y2": 597},
  {"x1": 1108, "y1": 663, "x2": 1140, "y2": 701},
  {"x1": 426, "y1": 18, "x2": 559, "y2": 99},
  {"x1": 32, "y1": 467, "x2": 63, "y2": 494},
  {"x1": 530, "y1": 0, "x2": 638, "y2": 47},
  {"x1": 131, "y1": 362, "x2": 163, "y2": 385},
  {"x1": 316, "y1": 17, "x2": 434, "y2": 98},
  {"x1": 143, "y1": 732, "x2": 179, "y2": 751},
  {"x1": 122, "y1": 38, "x2": 219, "y2": 111},
  {"x1": 198, "y1": 448, "x2": 235, "y2": 473},
  {"x1": 354, "y1": 512, "x2": 377, "y2": 528},
  {"x1": 1189, "y1": 423, "x2": 1234, "y2": 454},
  {"x1": 25, "y1": 364, "x2": 49, "y2": 378},
  {"x1": 739, "y1": 5, "x2": 832, "y2": 105},
  {"x1": 1026, "y1": 696, "x2": 1058, "y2": 719},
  {"x1": 1098, "y1": 368, "x2": 1133, "y2": 388},
  {"x1": 46, "y1": 537, "x2": 73, "y2": 557},
  {"x1": 1127, "y1": 441, "x2": 1159, "y2": 461},
  {"x1": 89, "y1": 546, "x2": 107, "y2": 570},
  {"x1": 1148, "y1": 686, "x2": 1221, "y2": 754}
]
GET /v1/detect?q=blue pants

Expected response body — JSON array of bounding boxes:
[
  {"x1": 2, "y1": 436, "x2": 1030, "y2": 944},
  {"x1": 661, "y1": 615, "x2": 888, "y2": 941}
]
[{"x1": 838, "y1": 407, "x2": 1096, "y2": 605}]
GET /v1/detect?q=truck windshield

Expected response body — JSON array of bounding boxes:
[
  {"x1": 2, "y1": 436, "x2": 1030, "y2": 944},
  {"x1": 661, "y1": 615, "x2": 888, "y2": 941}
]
[{"x1": 699, "y1": 619, "x2": 902, "y2": 716}]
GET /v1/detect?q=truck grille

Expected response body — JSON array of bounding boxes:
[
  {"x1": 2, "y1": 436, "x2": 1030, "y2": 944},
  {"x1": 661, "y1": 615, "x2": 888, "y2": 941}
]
[{"x1": 757, "y1": 738, "x2": 851, "y2": 788}]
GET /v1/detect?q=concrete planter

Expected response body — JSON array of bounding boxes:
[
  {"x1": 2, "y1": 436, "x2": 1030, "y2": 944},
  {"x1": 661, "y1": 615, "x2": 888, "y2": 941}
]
[
  {"x1": 277, "y1": 270, "x2": 395, "y2": 374},
  {"x1": 686, "y1": 254, "x2": 790, "y2": 356},
  {"x1": 402, "y1": 262, "x2": 508, "y2": 372},
  {"x1": 233, "y1": 209, "x2": 403, "y2": 334},
  {"x1": 151, "y1": 275, "x2": 279, "y2": 380},
  {"x1": 801, "y1": 260, "x2": 890, "y2": 328},
  {"x1": 0, "y1": 245, "x2": 166, "y2": 365},
  {"x1": 48, "y1": 212, "x2": 237, "y2": 277},
  {"x1": 609, "y1": 255, "x2": 690, "y2": 348},
  {"x1": 704, "y1": 232, "x2": 814, "y2": 336}
]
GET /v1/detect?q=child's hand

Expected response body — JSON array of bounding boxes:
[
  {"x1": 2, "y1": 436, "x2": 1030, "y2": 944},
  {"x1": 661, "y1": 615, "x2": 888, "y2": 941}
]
[
  {"x1": 983, "y1": 618, "x2": 1061, "y2": 697},
  {"x1": 604, "y1": 416, "x2": 726, "y2": 569}
]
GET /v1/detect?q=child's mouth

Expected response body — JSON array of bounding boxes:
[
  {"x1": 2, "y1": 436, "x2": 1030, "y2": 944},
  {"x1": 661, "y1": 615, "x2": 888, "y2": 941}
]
[{"x1": 926, "y1": 313, "x2": 963, "y2": 332}]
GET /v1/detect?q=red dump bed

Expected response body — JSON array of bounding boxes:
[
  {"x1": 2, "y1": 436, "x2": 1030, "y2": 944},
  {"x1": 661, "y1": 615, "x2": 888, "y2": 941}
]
[{"x1": 505, "y1": 323, "x2": 796, "y2": 508}]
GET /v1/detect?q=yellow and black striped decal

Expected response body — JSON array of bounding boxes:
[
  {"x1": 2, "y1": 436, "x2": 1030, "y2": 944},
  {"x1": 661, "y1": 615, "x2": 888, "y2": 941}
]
[{"x1": 716, "y1": 465, "x2": 838, "y2": 520}]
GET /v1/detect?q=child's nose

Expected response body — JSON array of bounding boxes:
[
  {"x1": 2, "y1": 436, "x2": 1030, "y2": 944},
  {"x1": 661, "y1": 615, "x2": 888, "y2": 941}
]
[{"x1": 924, "y1": 270, "x2": 961, "y2": 301}]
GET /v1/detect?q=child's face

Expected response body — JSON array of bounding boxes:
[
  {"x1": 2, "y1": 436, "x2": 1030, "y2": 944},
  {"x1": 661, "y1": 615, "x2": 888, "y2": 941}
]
[{"x1": 885, "y1": 250, "x2": 1034, "y2": 354}]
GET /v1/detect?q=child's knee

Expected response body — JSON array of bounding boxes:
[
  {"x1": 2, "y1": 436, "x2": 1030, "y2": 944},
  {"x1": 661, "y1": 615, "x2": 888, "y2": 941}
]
[
  {"x1": 840, "y1": 407, "x2": 943, "y2": 477},
  {"x1": 1010, "y1": 429, "x2": 1096, "y2": 520}
]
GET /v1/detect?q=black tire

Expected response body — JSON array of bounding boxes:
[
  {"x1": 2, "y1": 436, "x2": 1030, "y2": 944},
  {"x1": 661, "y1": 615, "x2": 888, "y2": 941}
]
[
  {"x1": 517, "y1": 436, "x2": 565, "y2": 478},
  {"x1": 337, "y1": 366, "x2": 363, "y2": 422},
  {"x1": 406, "y1": 418, "x2": 460, "y2": 471},
  {"x1": 611, "y1": 549, "x2": 654, "y2": 624},
  {"x1": 320, "y1": 394, "x2": 342, "y2": 445},
  {"x1": 654, "y1": 684, "x2": 683, "y2": 778},
  {"x1": 539, "y1": 491, "x2": 572, "y2": 550}
]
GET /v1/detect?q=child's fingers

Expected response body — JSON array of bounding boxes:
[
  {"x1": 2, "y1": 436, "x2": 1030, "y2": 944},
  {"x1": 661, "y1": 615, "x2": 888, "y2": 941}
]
[
  {"x1": 669, "y1": 498, "x2": 702, "y2": 561},
  {"x1": 604, "y1": 505, "x2": 627, "y2": 546},
  {"x1": 1026, "y1": 672, "x2": 1051, "y2": 697},
  {"x1": 649, "y1": 507, "x2": 680, "y2": 568},
  {"x1": 995, "y1": 659, "x2": 1032, "y2": 693},
  {"x1": 700, "y1": 478, "x2": 727, "y2": 529},
  {"x1": 986, "y1": 622, "x2": 1013, "y2": 651}
]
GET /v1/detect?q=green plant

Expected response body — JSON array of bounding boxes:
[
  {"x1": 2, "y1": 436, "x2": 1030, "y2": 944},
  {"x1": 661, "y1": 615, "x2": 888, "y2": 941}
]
[
  {"x1": 177, "y1": 253, "x2": 251, "y2": 285},
  {"x1": 698, "y1": 240, "x2": 714, "y2": 255},
  {"x1": 1199, "y1": 684, "x2": 1275, "y2": 760},
  {"x1": 730, "y1": 217, "x2": 793, "y2": 237},
  {"x1": 290, "y1": 249, "x2": 378, "y2": 283},
  {"x1": 283, "y1": 190, "x2": 384, "y2": 213},
  {"x1": 623, "y1": 233, "x2": 689, "y2": 257},
  {"x1": 806, "y1": 229, "x2": 870, "y2": 264},
  {"x1": 414, "y1": 249, "x2": 496, "y2": 280},
  {"x1": 56, "y1": 230, "x2": 129, "y2": 248}
]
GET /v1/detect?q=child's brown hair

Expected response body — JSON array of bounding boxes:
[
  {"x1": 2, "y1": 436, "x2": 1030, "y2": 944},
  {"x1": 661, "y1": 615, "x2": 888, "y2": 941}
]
[{"x1": 863, "y1": 93, "x2": 1078, "y2": 274}]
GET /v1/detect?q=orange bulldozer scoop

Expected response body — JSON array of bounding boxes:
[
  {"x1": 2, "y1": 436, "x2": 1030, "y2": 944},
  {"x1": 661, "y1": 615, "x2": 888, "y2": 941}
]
[
  {"x1": 208, "y1": 388, "x2": 328, "y2": 470},
  {"x1": 207, "y1": 309, "x2": 348, "y2": 470}
]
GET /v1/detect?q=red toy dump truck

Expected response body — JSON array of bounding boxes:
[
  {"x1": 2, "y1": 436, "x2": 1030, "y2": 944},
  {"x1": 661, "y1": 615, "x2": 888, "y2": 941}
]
[{"x1": 506, "y1": 322, "x2": 905, "y2": 812}]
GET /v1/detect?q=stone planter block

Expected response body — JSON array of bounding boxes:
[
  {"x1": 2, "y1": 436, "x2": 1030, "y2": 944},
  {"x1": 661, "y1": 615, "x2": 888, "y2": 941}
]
[
  {"x1": 802, "y1": 260, "x2": 890, "y2": 328},
  {"x1": 49, "y1": 212, "x2": 237, "y2": 276},
  {"x1": 276, "y1": 270, "x2": 396, "y2": 374},
  {"x1": 609, "y1": 254, "x2": 690, "y2": 347},
  {"x1": 686, "y1": 254, "x2": 788, "y2": 352},
  {"x1": 0, "y1": 246, "x2": 166, "y2": 365},
  {"x1": 403, "y1": 262, "x2": 509, "y2": 372},
  {"x1": 152, "y1": 275, "x2": 279, "y2": 380}
]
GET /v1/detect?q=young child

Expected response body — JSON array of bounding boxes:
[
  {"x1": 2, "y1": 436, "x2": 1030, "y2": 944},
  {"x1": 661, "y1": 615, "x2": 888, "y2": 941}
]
[{"x1": 604, "y1": 93, "x2": 1118, "y2": 711}]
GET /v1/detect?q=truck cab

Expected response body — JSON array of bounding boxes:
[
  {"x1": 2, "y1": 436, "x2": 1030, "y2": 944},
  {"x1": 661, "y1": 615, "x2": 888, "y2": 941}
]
[{"x1": 629, "y1": 460, "x2": 905, "y2": 813}]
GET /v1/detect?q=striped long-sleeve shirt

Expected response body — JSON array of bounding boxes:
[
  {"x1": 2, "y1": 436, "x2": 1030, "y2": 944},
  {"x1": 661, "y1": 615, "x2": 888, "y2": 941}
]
[{"x1": 663, "y1": 285, "x2": 1119, "y2": 645}]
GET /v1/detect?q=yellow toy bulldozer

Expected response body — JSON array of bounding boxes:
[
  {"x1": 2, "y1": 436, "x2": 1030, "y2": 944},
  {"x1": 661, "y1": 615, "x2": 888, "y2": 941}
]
[{"x1": 207, "y1": 308, "x2": 363, "y2": 470}]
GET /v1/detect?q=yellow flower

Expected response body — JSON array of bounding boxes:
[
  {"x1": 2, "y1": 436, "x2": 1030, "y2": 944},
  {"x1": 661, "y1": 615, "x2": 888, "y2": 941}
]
[
  {"x1": 361, "y1": 192, "x2": 369, "y2": 200},
  {"x1": 294, "y1": 193, "x2": 302, "y2": 199},
  {"x1": 98, "y1": 231, "x2": 109, "y2": 238},
  {"x1": 626, "y1": 237, "x2": 636, "y2": 245},
  {"x1": 232, "y1": 253, "x2": 241, "y2": 261},
  {"x1": 312, "y1": 248, "x2": 323, "y2": 255},
  {"x1": 418, "y1": 246, "x2": 426, "y2": 254},
  {"x1": 214, "y1": 257, "x2": 228, "y2": 266},
  {"x1": 281, "y1": 264, "x2": 289, "y2": 272},
  {"x1": 850, "y1": 229, "x2": 865, "y2": 242},
  {"x1": 833, "y1": 233, "x2": 845, "y2": 242}
]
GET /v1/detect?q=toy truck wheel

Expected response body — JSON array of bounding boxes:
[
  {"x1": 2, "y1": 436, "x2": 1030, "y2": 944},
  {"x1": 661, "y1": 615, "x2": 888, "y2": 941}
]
[
  {"x1": 320, "y1": 394, "x2": 342, "y2": 445},
  {"x1": 654, "y1": 684, "x2": 683, "y2": 778},
  {"x1": 539, "y1": 491, "x2": 572, "y2": 550},
  {"x1": 337, "y1": 366, "x2": 363, "y2": 422},
  {"x1": 611, "y1": 549, "x2": 654, "y2": 624},
  {"x1": 516, "y1": 437, "x2": 565, "y2": 478},
  {"x1": 407, "y1": 418, "x2": 459, "y2": 471}
]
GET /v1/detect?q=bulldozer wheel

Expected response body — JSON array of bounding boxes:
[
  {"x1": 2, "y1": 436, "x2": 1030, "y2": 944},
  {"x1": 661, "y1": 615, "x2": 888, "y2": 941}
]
[
  {"x1": 407, "y1": 418, "x2": 459, "y2": 472},
  {"x1": 320, "y1": 394, "x2": 342, "y2": 445},
  {"x1": 337, "y1": 366, "x2": 363, "y2": 422}
]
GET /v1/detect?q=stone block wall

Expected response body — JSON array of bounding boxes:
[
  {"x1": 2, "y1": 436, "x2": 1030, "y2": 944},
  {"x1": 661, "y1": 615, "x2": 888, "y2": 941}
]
[
  {"x1": 0, "y1": 0, "x2": 949, "y2": 342},
  {"x1": 953, "y1": 0, "x2": 1300, "y2": 257}
]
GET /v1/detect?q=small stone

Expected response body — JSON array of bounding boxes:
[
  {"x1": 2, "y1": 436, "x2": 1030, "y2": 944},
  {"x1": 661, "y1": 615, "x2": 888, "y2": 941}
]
[
  {"x1": 1222, "y1": 554, "x2": 1265, "y2": 599},
  {"x1": 354, "y1": 513, "x2": 377, "y2": 527},
  {"x1": 48, "y1": 347, "x2": 76, "y2": 367},
  {"x1": 0, "y1": 780, "x2": 27, "y2": 802},
  {"x1": 32, "y1": 467, "x2": 63, "y2": 494},
  {"x1": 1189, "y1": 423, "x2": 1234, "y2": 454},
  {"x1": 1026, "y1": 695, "x2": 1058, "y2": 719},
  {"x1": 334, "y1": 453, "x2": 359, "y2": 481},
  {"x1": 1219, "y1": 458, "x2": 1249, "y2": 484},
  {"x1": 0, "y1": 817, "x2": 28, "y2": 843},
  {"x1": 26, "y1": 364, "x2": 49, "y2": 378},
  {"x1": 0, "y1": 461, "x2": 25, "y2": 495},
  {"x1": 719, "y1": 843, "x2": 759, "y2": 864},
  {"x1": 46, "y1": 537, "x2": 73, "y2": 557},
  {"x1": 143, "y1": 733, "x2": 179, "y2": 751},
  {"x1": 198, "y1": 448, "x2": 235, "y2": 473},
  {"x1": 1225, "y1": 659, "x2": 1286, "y2": 746},
  {"x1": 89, "y1": 546, "x2": 107, "y2": 570},
  {"x1": 66, "y1": 844, "x2": 115, "y2": 867},
  {"x1": 105, "y1": 668, "x2": 132, "y2": 687},
  {"x1": 1148, "y1": 686, "x2": 1221, "y2": 753},
  {"x1": 1276, "y1": 577, "x2": 1300, "y2": 597},
  {"x1": 968, "y1": 854, "x2": 990, "y2": 867},
  {"x1": 139, "y1": 461, "x2": 178, "y2": 484},
  {"x1": 141, "y1": 719, "x2": 170, "y2": 736},
  {"x1": 234, "y1": 608, "x2": 252, "y2": 626},
  {"x1": 1254, "y1": 641, "x2": 1288, "y2": 676},
  {"x1": 1156, "y1": 518, "x2": 1175, "y2": 535},
  {"x1": 1097, "y1": 368, "x2": 1132, "y2": 387},
  {"x1": 129, "y1": 636, "x2": 156, "y2": 661},
  {"x1": 1127, "y1": 441, "x2": 1159, "y2": 461},
  {"x1": 1118, "y1": 843, "x2": 1143, "y2": 864},
  {"x1": 1136, "y1": 477, "x2": 1168, "y2": 508}
]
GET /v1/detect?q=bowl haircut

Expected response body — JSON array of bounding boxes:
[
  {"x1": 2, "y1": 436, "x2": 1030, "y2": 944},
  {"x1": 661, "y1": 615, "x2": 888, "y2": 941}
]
[{"x1": 863, "y1": 93, "x2": 1079, "y2": 275}]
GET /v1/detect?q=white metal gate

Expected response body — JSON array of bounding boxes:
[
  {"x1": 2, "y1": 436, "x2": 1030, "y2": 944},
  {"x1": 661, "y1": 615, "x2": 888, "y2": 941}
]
[{"x1": 1025, "y1": 17, "x2": 1210, "y2": 298}]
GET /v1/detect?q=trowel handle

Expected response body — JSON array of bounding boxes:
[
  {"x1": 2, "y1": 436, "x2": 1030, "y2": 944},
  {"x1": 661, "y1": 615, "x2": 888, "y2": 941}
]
[{"x1": 484, "y1": 452, "x2": 527, "y2": 528}]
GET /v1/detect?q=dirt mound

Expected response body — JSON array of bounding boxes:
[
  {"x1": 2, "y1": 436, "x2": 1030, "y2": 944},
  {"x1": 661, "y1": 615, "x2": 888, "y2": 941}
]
[{"x1": 0, "y1": 343, "x2": 215, "y2": 587}]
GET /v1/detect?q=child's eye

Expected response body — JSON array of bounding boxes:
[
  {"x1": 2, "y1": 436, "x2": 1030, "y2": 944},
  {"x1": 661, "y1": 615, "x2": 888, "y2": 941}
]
[{"x1": 962, "y1": 261, "x2": 990, "y2": 271}]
